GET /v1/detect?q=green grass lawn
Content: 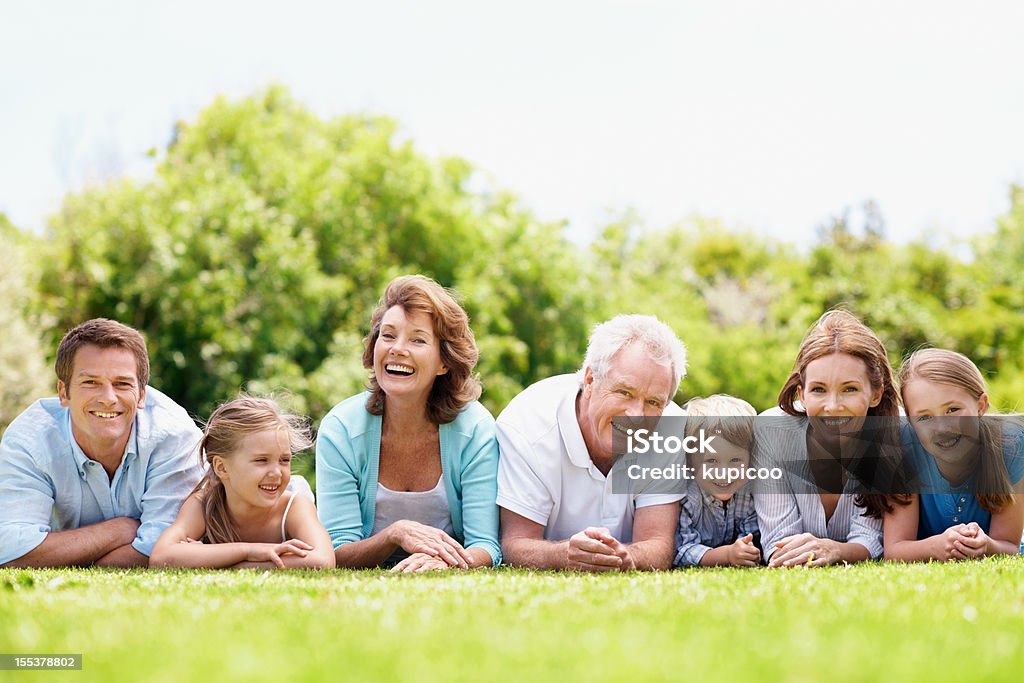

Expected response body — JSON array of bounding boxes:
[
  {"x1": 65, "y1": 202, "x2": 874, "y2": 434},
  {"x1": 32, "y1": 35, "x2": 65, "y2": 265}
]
[{"x1": 2, "y1": 558, "x2": 1024, "y2": 682}]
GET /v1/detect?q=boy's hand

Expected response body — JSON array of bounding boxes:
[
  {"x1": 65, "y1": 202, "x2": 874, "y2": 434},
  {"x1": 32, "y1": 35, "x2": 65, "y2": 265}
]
[{"x1": 727, "y1": 533, "x2": 760, "y2": 567}]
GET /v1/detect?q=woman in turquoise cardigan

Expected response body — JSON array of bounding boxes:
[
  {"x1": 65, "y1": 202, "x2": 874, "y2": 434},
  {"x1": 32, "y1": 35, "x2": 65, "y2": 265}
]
[{"x1": 316, "y1": 275, "x2": 500, "y2": 570}]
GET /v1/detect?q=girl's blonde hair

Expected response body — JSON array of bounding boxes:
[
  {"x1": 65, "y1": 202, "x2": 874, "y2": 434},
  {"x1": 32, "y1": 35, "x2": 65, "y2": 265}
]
[
  {"x1": 192, "y1": 396, "x2": 313, "y2": 543},
  {"x1": 898, "y1": 348, "x2": 1015, "y2": 513}
]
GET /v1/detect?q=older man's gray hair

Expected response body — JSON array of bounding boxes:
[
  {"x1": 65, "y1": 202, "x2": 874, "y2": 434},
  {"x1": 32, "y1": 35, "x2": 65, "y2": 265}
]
[{"x1": 576, "y1": 314, "x2": 687, "y2": 390}]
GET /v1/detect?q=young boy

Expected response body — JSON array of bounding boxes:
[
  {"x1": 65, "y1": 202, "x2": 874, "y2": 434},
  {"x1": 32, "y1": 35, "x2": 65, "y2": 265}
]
[{"x1": 673, "y1": 395, "x2": 761, "y2": 567}]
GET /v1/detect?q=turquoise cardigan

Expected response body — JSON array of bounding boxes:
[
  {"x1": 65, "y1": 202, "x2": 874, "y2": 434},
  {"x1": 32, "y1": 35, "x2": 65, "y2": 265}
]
[{"x1": 315, "y1": 393, "x2": 501, "y2": 566}]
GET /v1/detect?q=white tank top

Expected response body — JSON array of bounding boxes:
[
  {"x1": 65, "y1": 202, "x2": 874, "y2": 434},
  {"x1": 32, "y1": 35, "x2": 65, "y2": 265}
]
[
  {"x1": 279, "y1": 476, "x2": 314, "y2": 542},
  {"x1": 371, "y1": 476, "x2": 455, "y2": 564},
  {"x1": 280, "y1": 492, "x2": 297, "y2": 543}
]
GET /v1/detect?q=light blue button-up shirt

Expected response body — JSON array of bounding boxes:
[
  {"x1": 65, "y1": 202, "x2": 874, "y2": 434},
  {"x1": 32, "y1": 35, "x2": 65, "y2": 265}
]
[{"x1": 0, "y1": 386, "x2": 202, "y2": 564}]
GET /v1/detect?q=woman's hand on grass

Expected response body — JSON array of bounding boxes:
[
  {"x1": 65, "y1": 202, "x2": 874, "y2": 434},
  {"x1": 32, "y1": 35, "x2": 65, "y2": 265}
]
[
  {"x1": 770, "y1": 533, "x2": 841, "y2": 568},
  {"x1": 388, "y1": 520, "x2": 472, "y2": 568},
  {"x1": 390, "y1": 552, "x2": 452, "y2": 573}
]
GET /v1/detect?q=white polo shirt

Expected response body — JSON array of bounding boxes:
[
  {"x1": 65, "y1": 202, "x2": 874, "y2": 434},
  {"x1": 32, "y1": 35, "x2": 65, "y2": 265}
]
[{"x1": 496, "y1": 374, "x2": 684, "y2": 543}]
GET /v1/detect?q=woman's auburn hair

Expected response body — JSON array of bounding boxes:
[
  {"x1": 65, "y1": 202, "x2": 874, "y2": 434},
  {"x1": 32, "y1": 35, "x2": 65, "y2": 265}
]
[
  {"x1": 777, "y1": 309, "x2": 899, "y2": 418},
  {"x1": 362, "y1": 274, "x2": 481, "y2": 424}
]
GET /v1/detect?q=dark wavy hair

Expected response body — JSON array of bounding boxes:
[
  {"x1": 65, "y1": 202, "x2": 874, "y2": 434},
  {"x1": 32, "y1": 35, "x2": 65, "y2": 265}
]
[{"x1": 362, "y1": 275, "x2": 481, "y2": 424}]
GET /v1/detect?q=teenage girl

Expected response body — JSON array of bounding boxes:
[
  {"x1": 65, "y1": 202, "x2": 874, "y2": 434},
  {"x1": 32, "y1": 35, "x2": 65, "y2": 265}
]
[{"x1": 884, "y1": 349, "x2": 1024, "y2": 561}]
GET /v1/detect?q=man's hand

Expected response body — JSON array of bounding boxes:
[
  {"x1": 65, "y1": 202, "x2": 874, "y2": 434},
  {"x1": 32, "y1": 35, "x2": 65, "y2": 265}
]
[
  {"x1": 567, "y1": 527, "x2": 635, "y2": 572},
  {"x1": 111, "y1": 516, "x2": 142, "y2": 545},
  {"x1": 2, "y1": 516, "x2": 143, "y2": 569}
]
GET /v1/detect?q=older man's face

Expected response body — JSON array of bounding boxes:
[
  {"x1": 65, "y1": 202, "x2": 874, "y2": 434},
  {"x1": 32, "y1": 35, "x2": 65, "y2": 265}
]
[{"x1": 577, "y1": 343, "x2": 675, "y2": 465}]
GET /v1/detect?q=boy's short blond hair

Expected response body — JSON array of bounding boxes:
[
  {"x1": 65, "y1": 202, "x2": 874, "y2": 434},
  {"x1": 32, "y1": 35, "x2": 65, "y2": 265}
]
[{"x1": 683, "y1": 394, "x2": 756, "y2": 450}]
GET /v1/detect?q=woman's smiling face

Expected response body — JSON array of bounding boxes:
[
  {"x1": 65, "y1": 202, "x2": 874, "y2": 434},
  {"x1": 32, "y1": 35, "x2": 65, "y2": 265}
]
[
  {"x1": 372, "y1": 305, "x2": 448, "y2": 403},
  {"x1": 797, "y1": 352, "x2": 882, "y2": 432}
]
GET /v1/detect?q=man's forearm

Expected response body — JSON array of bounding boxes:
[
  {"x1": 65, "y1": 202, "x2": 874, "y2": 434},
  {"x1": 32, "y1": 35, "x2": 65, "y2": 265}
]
[
  {"x1": 501, "y1": 537, "x2": 570, "y2": 570},
  {"x1": 625, "y1": 538, "x2": 675, "y2": 570},
  {"x1": 95, "y1": 543, "x2": 148, "y2": 568},
  {"x1": 1, "y1": 518, "x2": 139, "y2": 568}
]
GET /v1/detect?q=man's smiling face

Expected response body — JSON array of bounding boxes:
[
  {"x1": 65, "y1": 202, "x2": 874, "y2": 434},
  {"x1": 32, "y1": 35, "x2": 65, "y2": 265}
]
[
  {"x1": 577, "y1": 342, "x2": 675, "y2": 467},
  {"x1": 58, "y1": 344, "x2": 146, "y2": 460}
]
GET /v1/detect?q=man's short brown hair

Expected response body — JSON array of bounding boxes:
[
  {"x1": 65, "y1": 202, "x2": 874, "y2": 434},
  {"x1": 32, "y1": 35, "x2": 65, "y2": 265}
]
[{"x1": 55, "y1": 318, "x2": 151, "y2": 388}]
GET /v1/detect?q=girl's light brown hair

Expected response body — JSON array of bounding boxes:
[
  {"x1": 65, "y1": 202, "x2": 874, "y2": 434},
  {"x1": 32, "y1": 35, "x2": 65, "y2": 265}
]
[
  {"x1": 362, "y1": 274, "x2": 481, "y2": 424},
  {"x1": 899, "y1": 348, "x2": 1014, "y2": 513},
  {"x1": 192, "y1": 396, "x2": 313, "y2": 544},
  {"x1": 778, "y1": 309, "x2": 899, "y2": 418}
]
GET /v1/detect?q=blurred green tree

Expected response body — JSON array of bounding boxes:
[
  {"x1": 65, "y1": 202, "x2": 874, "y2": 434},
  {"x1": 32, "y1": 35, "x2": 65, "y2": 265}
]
[
  {"x1": 0, "y1": 215, "x2": 52, "y2": 435},
  {"x1": 22, "y1": 86, "x2": 1024, "y2": 432},
  {"x1": 33, "y1": 86, "x2": 591, "y2": 428}
]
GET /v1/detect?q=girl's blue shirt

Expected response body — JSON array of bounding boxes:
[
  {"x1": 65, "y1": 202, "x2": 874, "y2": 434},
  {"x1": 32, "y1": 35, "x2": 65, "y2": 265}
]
[{"x1": 901, "y1": 421, "x2": 1024, "y2": 539}]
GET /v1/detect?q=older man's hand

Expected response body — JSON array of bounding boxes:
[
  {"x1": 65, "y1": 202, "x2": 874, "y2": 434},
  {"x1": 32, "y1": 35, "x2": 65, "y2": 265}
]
[{"x1": 567, "y1": 527, "x2": 636, "y2": 571}]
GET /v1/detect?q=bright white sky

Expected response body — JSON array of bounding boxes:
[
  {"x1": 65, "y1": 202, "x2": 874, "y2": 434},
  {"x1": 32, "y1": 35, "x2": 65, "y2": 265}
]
[{"x1": 3, "y1": 0, "x2": 1023, "y2": 246}]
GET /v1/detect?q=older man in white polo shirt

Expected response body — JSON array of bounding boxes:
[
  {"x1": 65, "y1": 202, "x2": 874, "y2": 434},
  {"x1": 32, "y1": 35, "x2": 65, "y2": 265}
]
[{"x1": 496, "y1": 314, "x2": 687, "y2": 571}]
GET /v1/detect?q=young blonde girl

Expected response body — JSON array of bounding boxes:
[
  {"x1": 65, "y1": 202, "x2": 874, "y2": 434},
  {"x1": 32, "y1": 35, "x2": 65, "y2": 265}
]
[
  {"x1": 884, "y1": 349, "x2": 1024, "y2": 561},
  {"x1": 151, "y1": 396, "x2": 335, "y2": 569}
]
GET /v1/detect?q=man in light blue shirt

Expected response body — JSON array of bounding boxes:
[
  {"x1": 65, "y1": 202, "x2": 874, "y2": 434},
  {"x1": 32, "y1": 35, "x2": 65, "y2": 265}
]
[{"x1": 0, "y1": 319, "x2": 202, "y2": 567}]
